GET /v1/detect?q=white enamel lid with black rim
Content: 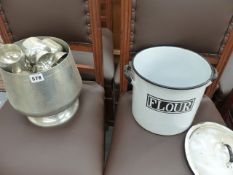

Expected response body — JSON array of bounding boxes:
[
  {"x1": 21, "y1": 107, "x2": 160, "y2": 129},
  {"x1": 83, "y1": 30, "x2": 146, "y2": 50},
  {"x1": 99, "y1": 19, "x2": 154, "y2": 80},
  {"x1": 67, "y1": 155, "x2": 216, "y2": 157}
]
[
  {"x1": 132, "y1": 47, "x2": 215, "y2": 90},
  {"x1": 185, "y1": 122, "x2": 233, "y2": 175}
]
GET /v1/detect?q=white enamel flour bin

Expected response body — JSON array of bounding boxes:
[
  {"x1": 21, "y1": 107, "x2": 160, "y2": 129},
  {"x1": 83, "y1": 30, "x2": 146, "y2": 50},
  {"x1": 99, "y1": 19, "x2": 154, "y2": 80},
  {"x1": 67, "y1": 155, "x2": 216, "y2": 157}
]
[{"x1": 125, "y1": 47, "x2": 216, "y2": 135}]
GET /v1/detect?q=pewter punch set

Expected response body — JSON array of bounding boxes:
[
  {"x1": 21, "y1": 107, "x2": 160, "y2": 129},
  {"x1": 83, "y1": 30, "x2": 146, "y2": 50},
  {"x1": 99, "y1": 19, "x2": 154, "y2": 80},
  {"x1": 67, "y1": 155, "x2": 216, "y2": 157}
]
[{"x1": 0, "y1": 37, "x2": 82, "y2": 127}]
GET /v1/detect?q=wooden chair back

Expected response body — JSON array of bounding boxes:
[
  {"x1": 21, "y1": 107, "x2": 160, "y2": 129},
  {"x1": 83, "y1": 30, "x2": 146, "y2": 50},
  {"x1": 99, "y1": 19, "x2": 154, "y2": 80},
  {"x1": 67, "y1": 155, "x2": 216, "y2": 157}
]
[
  {"x1": 120, "y1": 0, "x2": 233, "y2": 97},
  {"x1": 100, "y1": 0, "x2": 112, "y2": 30}
]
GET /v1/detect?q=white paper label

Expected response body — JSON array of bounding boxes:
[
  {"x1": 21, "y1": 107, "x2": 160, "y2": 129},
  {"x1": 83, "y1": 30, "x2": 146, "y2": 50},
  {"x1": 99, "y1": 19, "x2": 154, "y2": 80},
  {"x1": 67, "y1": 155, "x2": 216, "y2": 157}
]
[{"x1": 29, "y1": 73, "x2": 44, "y2": 83}]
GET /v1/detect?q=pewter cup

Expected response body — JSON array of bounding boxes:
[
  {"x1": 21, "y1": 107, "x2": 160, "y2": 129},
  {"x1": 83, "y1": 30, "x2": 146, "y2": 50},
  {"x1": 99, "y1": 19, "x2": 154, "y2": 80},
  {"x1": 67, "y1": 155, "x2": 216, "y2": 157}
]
[
  {"x1": 0, "y1": 37, "x2": 82, "y2": 120},
  {"x1": 42, "y1": 38, "x2": 63, "y2": 53},
  {"x1": 34, "y1": 53, "x2": 56, "y2": 72},
  {"x1": 22, "y1": 37, "x2": 51, "y2": 64},
  {"x1": 0, "y1": 44, "x2": 27, "y2": 73}
]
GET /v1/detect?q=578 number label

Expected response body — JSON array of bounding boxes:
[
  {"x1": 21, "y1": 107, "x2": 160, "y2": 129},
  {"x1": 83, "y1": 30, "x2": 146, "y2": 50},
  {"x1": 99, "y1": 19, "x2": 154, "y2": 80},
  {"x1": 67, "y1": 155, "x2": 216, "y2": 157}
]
[{"x1": 29, "y1": 73, "x2": 44, "y2": 83}]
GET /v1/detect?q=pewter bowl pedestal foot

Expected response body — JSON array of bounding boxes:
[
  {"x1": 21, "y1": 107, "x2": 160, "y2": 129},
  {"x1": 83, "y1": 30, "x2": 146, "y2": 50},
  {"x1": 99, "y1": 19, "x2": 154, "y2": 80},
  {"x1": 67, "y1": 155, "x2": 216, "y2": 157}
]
[{"x1": 27, "y1": 99, "x2": 79, "y2": 127}]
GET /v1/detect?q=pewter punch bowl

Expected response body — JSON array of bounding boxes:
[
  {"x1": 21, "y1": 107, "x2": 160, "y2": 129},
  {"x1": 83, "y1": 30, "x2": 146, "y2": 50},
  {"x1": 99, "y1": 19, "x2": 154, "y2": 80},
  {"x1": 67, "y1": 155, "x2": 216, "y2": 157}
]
[{"x1": 0, "y1": 37, "x2": 82, "y2": 120}]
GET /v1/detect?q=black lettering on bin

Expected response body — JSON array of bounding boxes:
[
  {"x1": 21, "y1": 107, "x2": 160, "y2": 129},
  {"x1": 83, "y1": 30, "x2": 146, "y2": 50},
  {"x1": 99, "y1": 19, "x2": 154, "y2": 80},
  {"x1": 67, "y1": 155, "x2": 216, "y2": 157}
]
[{"x1": 146, "y1": 94, "x2": 196, "y2": 114}]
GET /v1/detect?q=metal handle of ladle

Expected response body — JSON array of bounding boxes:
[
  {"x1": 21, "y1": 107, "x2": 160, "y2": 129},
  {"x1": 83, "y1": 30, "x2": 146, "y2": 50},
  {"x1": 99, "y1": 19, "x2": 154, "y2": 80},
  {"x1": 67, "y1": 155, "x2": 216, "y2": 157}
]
[{"x1": 224, "y1": 144, "x2": 233, "y2": 163}]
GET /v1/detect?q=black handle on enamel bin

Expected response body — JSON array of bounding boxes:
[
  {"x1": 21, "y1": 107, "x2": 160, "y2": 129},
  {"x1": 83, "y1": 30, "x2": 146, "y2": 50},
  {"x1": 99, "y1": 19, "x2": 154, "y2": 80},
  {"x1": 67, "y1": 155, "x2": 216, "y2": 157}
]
[
  {"x1": 124, "y1": 62, "x2": 134, "y2": 83},
  {"x1": 211, "y1": 66, "x2": 218, "y2": 81}
]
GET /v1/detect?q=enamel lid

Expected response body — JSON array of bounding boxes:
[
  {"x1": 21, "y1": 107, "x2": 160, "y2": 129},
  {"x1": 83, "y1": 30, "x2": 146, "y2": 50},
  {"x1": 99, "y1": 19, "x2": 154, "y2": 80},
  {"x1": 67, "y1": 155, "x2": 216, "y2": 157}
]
[
  {"x1": 133, "y1": 47, "x2": 214, "y2": 90},
  {"x1": 185, "y1": 122, "x2": 233, "y2": 175}
]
